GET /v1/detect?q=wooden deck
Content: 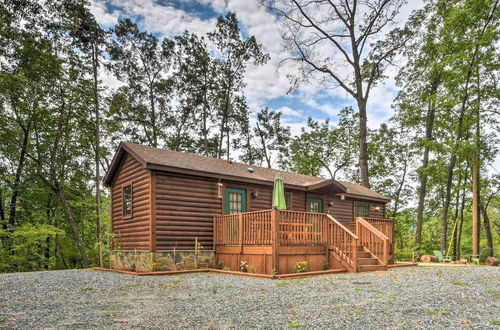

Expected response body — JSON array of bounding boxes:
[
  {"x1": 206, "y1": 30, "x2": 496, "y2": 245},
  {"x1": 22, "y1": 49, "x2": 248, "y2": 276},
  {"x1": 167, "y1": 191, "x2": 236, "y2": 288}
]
[{"x1": 214, "y1": 210, "x2": 393, "y2": 274}]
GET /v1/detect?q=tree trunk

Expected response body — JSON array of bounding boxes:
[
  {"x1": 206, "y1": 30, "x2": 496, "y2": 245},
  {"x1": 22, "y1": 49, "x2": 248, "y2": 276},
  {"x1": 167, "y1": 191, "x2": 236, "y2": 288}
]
[
  {"x1": 451, "y1": 171, "x2": 462, "y2": 258},
  {"x1": 0, "y1": 189, "x2": 5, "y2": 223},
  {"x1": 420, "y1": 255, "x2": 438, "y2": 263},
  {"x1": 48, "y1": 181, "x2": 89, "y2": 268},
  {"x1": 256, "y1": 122, "x2": 271, "y2": 168},
  {"x1": 55, "y1": 217, "x2": 62, "y2": 270},
  {"x1": 392, "y1": 157, "x2": 408, "y2": 218},
  {"x1": 149, "y1": 84, "x2": 158, "y2": 148},
  {"x1": 92, "y1": 40, "x2": 103, "y2": 268},
  {"x1": 480, "y1": 205, "x2": 493, "y2": 254},
  {"x1": 202, "y1": 86, "x2": 209, "y2": 156},
  {"x1": 8, "y1": 122, "x2": 31, "y2": 227},
  {"x1": 357, "y1": 98, "x2": 370, "y2": 188},
  {"x1": 471, "y1": 67, "x2": 481, "y2": 257},
  {"x1": 456, "y1": 169, "x2": 468, "y2": 259},
  {"x1": 485, "y1": 257, "x2": 499, "y2": 266},
  {"x1": 415, "y1": 83, "x2": 437, "y2": 247}
]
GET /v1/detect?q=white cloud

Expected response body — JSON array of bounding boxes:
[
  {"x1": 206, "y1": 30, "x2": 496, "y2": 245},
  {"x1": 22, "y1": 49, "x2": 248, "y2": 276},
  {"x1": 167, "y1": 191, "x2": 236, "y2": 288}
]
[
  {"x1": 103, "y1": 0, "x2": 217, "y2": 36},
  {"x1": 90, "y1": 0, "x2": 120, "y2": 26},
  {"x1": 276, "y1": 106, "x2": 303, "y2": 118}
]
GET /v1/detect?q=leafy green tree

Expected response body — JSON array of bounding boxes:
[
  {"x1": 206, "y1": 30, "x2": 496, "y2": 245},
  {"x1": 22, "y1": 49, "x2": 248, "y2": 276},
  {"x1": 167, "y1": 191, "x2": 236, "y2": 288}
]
[
  {"x1": 175, "y1": 32, "x2": 218, "y2": 156},
  {"x1": 253, "y1": 108, "x2": 291, "y2": 168},
  {"x1": 208, "y1": 12, "x2": 270, "y2": 159},
  {"x1": 281, "y1": 107, "x2": 357, "y2": 179},
  {"x1": 108, "y1": 19, "x2": 176, "y2": 148}
]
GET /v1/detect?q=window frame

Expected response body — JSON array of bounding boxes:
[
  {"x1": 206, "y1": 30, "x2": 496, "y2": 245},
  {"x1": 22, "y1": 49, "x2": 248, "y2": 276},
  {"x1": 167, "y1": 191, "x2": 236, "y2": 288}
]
[
  {"x1": 354, "y1": 203, "x2": 369, "y2": 218},
  {"x1": 122, "y1": 182, "x2": 133, "y2": 219}
]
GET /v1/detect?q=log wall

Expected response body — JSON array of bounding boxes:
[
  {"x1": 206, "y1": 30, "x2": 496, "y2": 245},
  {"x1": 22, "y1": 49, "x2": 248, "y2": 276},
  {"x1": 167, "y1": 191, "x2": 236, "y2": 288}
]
[
  {"x1": 154, "y1": 174, "x2": 222, "y2": 250},
  {"x1": 111, "y1": 154, "x2": 151, "y2": 250}
]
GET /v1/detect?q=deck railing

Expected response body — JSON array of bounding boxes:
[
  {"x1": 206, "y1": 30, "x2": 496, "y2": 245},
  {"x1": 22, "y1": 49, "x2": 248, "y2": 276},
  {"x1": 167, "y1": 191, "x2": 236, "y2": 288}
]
[
  {"x1": 280, "y1": 210, "x2": 327, "y2": 245},
  {"x1": 213, "y1": 210, "x2": 392, "y2": 271},
  {"x1": 356, "y1": 217, "x2": 389, "y2": 264},
  {"x1": 362, "y1": 217, "x2": 393, "y2": 243},
  {"x1": 325, "y1": 214, "x2": 358, "y2": 270}
]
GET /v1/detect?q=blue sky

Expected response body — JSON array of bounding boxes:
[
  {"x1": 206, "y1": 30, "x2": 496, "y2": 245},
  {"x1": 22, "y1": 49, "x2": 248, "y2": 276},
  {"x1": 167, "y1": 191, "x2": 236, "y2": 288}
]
[{"x1": 91, "y1": 0, "x2": 428, "y2": 137}]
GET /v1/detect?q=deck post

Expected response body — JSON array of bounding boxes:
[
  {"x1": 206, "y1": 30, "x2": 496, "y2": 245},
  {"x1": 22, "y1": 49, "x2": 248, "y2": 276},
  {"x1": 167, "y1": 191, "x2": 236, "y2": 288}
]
[
  {"x1": 239, "y1": 213, "x2": 243, "y2": 254},
  {"x1": 352, "y1": 237, "x2": 358, "y2": 272},
  {"x1": 383, "y1": 238, "x2": 388, "y2": 266},
  {"x1": 271, "y1": 209, "x2": 280, "y2": 274},
  {"x1": 324, "y1": 217, "x2": 330, "y2": 267}
]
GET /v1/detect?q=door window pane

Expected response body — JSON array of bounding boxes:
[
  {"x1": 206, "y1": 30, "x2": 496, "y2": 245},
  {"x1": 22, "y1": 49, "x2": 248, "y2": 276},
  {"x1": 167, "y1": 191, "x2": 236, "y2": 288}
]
[
  {"x1": 307, "y1": 198, "x2": 323, "y2": 213},
  {"x1": 226, "y1": 189, "x2": 246, "y2": 214}
]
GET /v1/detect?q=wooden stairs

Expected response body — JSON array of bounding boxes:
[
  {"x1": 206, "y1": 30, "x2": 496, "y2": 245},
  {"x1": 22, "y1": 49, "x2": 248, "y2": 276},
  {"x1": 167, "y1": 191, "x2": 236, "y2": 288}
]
[{"x1": 356, "y1": 246, "x2": 387, "y2": 272}]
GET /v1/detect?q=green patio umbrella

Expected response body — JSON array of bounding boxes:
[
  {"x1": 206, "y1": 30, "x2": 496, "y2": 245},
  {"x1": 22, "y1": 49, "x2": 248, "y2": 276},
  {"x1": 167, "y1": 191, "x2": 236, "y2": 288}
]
[{"x1": 272, "y1": 172, "x2": 287, "y2": 210}]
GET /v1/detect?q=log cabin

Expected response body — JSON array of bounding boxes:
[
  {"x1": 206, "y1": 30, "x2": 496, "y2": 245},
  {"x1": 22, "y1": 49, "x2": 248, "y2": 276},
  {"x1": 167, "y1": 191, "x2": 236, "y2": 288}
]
[{"x1": 103, "y1": 142, "x2": 394, "y2": 274}]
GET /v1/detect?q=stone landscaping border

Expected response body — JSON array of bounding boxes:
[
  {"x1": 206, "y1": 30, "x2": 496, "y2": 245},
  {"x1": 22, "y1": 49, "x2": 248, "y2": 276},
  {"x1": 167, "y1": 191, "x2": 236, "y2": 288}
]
[{"x1": 94, "y1": 263, "x2": 417, "y2": 279}]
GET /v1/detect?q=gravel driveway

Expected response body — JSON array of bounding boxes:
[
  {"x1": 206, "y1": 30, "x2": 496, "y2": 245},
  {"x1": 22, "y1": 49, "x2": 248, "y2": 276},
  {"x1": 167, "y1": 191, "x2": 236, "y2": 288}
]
[{"x1": 0, "y1": 266, "x2": 498, "y2": 329}]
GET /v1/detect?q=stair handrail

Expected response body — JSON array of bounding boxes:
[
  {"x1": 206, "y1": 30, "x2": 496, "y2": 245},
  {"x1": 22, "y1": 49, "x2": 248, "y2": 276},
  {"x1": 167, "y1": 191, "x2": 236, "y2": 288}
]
[
  {"x1": 357, "y1": 217, "x2": 389, "y2": 241},
  {"x1": 356, "y1": 217, "x2": 390, "y2": 265},
  {"x1": 325, "y1": 214, "x2": 359, "y2": 271}
]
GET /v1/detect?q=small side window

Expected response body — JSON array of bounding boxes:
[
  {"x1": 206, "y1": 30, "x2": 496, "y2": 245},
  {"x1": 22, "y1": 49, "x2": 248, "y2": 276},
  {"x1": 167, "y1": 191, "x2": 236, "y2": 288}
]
[
  {"x1": 285, "y1": 192, "x2": 292, "y2": 210},
  {"x1": 355, "y1": 203, "x2": 369, "y2": 217},
  {"x1": 123, "y1": 185, "x2": 132, "y2": 217}
]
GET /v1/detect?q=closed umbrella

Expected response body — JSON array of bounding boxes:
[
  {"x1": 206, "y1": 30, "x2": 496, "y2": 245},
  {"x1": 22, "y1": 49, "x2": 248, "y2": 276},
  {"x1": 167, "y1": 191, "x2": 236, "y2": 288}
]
[{"x1": 272, "y1": 172, "x2": 287, "y2": 210}]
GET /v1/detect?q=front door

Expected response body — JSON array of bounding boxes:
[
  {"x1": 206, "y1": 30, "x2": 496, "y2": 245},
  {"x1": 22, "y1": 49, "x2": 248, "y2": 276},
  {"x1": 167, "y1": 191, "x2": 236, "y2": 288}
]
[
  {"x1": 225, "y1": 188, "x2": 247, "y2": 214},
  {"x1": 307, "y1": 198, "x2": 323, "y2": 213}
]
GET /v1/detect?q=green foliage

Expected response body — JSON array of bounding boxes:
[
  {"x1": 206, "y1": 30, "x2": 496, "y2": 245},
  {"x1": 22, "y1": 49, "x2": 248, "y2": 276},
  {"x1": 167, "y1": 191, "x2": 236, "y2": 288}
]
[
  {"x1": 288, "y1": 321, "x2": 304, "y2": 328},
  {"x1": 151, "y1": 263, "x2": 164, "y2": 272},
  {"x1": 281, "y1": 107, "x2": 358, "y2": 180},
  {"x1": 294, "y1": 261, "x2": 308, "y2": 273}
]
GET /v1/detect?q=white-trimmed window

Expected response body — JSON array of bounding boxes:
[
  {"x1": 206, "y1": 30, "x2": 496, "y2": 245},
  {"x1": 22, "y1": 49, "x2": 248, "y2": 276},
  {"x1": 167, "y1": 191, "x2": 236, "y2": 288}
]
[{"x1": 123, "y1": 184, "x2": 133, "y2": 217}]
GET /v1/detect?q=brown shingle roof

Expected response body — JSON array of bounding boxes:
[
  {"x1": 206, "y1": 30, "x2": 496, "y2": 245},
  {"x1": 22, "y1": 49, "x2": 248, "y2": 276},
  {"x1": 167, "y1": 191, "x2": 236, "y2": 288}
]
[{"x1": 104, "y1": 142, "x2": 390, "y2": 201}]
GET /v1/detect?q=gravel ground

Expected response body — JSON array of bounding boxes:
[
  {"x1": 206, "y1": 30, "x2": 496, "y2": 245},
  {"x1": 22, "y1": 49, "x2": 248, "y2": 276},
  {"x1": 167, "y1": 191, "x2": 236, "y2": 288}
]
[{"x1": 0, "y1": 266, "x2": 498, "y2": 329}]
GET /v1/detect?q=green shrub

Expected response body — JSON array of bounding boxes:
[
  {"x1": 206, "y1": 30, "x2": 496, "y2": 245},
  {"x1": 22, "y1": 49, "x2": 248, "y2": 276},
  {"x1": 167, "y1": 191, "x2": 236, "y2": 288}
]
[
  {"x1": 295, "y1": 261, "x2": 308, "y2": 273},
  {"x1": 151, "y1": 262, "x2": 164, "y2": 271}
]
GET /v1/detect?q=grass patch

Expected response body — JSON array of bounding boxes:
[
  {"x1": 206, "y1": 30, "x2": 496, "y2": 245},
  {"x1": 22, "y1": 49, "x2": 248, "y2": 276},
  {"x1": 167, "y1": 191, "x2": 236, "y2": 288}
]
[
  {"x1": 354, "y1": 287, "x2": 361, "y2": 291},
  {"x1": 448, "y1": 280, "x2": 468, "y2": 286},
  {"x1": 288, "y1": 321, "x2": 304, "y2": 328},
  {"x1": 489, "y1": 320, "x2": 500, "y2": 325},
  {"x1": 424, "y1": 310, "x2": 449, "y2": 316},
  {"x1": 353, "y1": 309, "x2": 363, "y2": 315},
  {"x1": 158, "y1": 280, "x2": 182, "y2": 289},
  {"x1": 277, "y1": 280, "x2": 290, "y2": 288},
  {"x1": 103, "y1": 311, "x2": 119, "y2": 317},
  {"x1": 124, "y1": 283, "x2": 140, "y2": 288},
  {"x1": 81, "y1": 287, "x2": 94, "y2": 292},
  {"x1": 225, "y1": 285, "x2": 234, "y2": 289}
]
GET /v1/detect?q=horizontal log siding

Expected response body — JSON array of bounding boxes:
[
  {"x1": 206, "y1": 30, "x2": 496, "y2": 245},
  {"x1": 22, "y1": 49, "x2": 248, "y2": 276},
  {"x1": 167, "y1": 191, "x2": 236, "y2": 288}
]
[
  {"x1": 369, "y1": 203, "x2": 385, "y2": 218},
  {"x1": 327, "y1": 198, "x2": 353, "y2": 223},
  {"x1": 155, "y1": 174, "x2": 222, "y2": 250},
  {"x1": 111, "y1": 154, "x2": 151, "y2": 250}
]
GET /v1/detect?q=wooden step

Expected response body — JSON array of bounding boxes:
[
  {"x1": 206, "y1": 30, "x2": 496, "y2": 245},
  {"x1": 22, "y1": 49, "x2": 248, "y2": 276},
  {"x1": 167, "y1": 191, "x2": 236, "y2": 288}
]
[
  {"x1": 357, "y1": 257, "x2": 380, "y2": 265},
  {"x1": 357, "y1": 251, "x2": 372, "y2": 258},
  {"x1": 357, "y1": 264, "x2": 387, "y2": 272}
]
